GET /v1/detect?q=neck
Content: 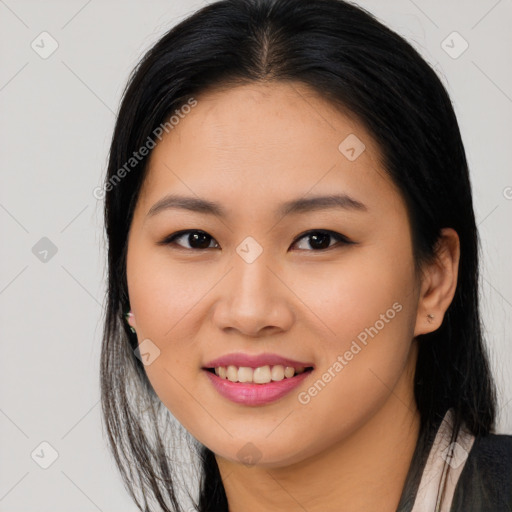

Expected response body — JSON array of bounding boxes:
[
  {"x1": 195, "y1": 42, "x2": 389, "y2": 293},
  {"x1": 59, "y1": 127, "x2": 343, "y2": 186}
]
[{"x1": 215, "y1": 345, "x2": 421, "y2": 512}]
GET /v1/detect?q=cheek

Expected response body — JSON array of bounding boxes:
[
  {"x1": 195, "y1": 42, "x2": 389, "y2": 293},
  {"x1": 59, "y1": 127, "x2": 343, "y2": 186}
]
[
  {"x1": 291, "y1": 241, "x2": 417, "y2": 409},
  {"x1": 127, "y1": 244, "x2": 212, "y2": 337},
  {"x1": 126, "y1": 246, "x2": 220, "y2": 424},
  {"x1": 290, "y1": 241, "x2": 416, "y2": 349},
  {"x1": 291, "y1": 278, "x2": 416, "y2": 455}
]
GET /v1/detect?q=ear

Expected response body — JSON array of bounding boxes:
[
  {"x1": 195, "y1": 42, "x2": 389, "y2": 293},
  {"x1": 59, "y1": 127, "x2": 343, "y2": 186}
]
[{"x1": 414, "y1": 227, "x2": 460, "y2": 336}]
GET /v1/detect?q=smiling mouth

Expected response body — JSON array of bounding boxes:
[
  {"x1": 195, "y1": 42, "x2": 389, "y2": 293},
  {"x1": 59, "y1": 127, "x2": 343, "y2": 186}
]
[{"x1": 204, "y1": 365, "x2": 314, "y2": 384}]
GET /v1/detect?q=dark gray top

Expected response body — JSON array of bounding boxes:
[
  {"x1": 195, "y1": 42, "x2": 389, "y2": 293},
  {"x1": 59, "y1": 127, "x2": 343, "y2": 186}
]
[{"x1": 450, "y1": 433, "x2": 512, "y2": 511}]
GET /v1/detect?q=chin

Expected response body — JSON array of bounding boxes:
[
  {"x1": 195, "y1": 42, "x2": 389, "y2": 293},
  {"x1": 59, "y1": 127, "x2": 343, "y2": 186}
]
[{"x1": 207, "y1": 432, "x2": 320, "y2": 469}]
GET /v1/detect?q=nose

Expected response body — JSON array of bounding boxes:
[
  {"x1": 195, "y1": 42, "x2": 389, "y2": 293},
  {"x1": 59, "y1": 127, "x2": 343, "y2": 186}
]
[{"x1": 212, "y1": 252, "x2": 295, "y2": 337}]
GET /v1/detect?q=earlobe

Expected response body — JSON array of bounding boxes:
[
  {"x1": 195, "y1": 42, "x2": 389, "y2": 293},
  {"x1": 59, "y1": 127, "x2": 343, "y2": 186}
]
[
  {"x1": 125, "y1": 310, "x2": 137, "y2": 333},
  {"x1": 413, "y1": 228, "x2": 460, "y2": 337}
]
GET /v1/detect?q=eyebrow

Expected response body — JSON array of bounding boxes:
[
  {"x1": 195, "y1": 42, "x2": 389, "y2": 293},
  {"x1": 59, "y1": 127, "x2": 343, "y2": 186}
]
[{"x1": 146, "y1": 193, "x2": 367, "y2": 219}]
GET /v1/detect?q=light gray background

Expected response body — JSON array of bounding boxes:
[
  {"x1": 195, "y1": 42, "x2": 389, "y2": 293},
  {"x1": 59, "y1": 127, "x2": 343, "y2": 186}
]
[{"x1": 1, "y1": 0, "x2": 511, "y2": 510}]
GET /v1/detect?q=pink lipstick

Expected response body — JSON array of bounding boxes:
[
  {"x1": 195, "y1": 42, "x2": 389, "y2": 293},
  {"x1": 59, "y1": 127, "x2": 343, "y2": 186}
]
[{"x1": 202, "y1": 352, "x2": 314, "y2": 406}]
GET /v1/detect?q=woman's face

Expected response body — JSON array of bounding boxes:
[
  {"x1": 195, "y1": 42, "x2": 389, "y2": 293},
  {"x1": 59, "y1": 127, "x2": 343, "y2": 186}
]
[{"x1": 126, "y1": 81, "x2": 423, "y2": 467}]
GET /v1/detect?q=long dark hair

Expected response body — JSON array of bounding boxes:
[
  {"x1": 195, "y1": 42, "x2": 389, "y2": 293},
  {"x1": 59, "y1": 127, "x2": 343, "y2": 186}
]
[{"x1": 99, "y1": 0, "x2": 497, "y2": 510}]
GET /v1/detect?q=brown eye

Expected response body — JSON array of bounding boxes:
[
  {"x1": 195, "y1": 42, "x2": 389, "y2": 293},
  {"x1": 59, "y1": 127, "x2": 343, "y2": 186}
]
[
  {"x1": 291, "y1": 230, "x2": 353, "y2": 251},
  {"x1": 161, "y1": 230, "x2": 219, "y2": 250}
]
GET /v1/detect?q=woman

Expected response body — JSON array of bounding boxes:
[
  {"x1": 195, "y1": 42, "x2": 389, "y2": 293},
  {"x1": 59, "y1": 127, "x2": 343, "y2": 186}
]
[{"x1": 99, "y1": 0, "x2": 512, "y2": 510}]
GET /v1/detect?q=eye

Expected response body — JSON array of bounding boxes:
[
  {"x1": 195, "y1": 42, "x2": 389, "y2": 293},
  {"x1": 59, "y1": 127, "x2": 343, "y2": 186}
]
[
  {"x1": 291, "y1": 230, "x2": 353, "y2": 251},
  {"x1": 159, "y1": 230, "x2": 219, "y2": 250},
  {"x1": 159, "y1": 229, "x2": 353, "y2": 252}
]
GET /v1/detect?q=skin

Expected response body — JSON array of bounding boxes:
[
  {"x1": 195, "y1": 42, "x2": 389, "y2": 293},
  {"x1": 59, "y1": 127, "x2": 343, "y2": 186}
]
[{"x1": 125, "y1": 81, "x2": 460, "y2": 512}]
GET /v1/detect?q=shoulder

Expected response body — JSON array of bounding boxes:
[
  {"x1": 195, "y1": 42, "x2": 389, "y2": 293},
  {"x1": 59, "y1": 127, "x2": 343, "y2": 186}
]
[{"x1": 451, "y1": 433, "x2": 512, "y2": 512}]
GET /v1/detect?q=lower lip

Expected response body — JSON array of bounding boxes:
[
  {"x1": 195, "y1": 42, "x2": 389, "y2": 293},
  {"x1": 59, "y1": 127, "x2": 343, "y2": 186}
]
[{"x1": 203, "y1": 369, "x2": 313, "y2": 406}]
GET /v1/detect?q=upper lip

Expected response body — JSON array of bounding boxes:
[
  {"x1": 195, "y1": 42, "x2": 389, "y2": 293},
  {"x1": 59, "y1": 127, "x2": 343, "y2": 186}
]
[{"x1": 203, "y1": 352, "x2": 314, "y2": 369}]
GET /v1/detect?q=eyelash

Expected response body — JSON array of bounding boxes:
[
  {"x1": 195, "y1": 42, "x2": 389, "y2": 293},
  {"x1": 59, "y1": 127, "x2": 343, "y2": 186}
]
[{"x1": 158, "y1": 229, "x2": 354, "y2": 252}]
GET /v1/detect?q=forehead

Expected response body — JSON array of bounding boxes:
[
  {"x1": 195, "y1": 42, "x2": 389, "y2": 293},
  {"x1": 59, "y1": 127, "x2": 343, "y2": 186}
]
[{"x1": 137, "y1": 81, "x2": 401, "y2": 218}]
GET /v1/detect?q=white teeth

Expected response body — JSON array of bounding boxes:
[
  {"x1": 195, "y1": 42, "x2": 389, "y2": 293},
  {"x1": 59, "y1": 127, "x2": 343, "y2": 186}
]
[
  {"x1": 253, "y1": 365, "x2": 271, "y2": 384},
  {"x1": 212, "y1": 364, "x2": 310, "y2": 384},
  {"x1": 284, "y1": 366, "x2": 295, "y2": 378},
  {"x1": 227, "y1": 365, "x2": 238, "y2": 382},
  {"x1": 271, "y1": 365, "x2": 285, "y2": 381},
  {"x1": 238, "y1": 367, "x2": 253, "y2": 383}
]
